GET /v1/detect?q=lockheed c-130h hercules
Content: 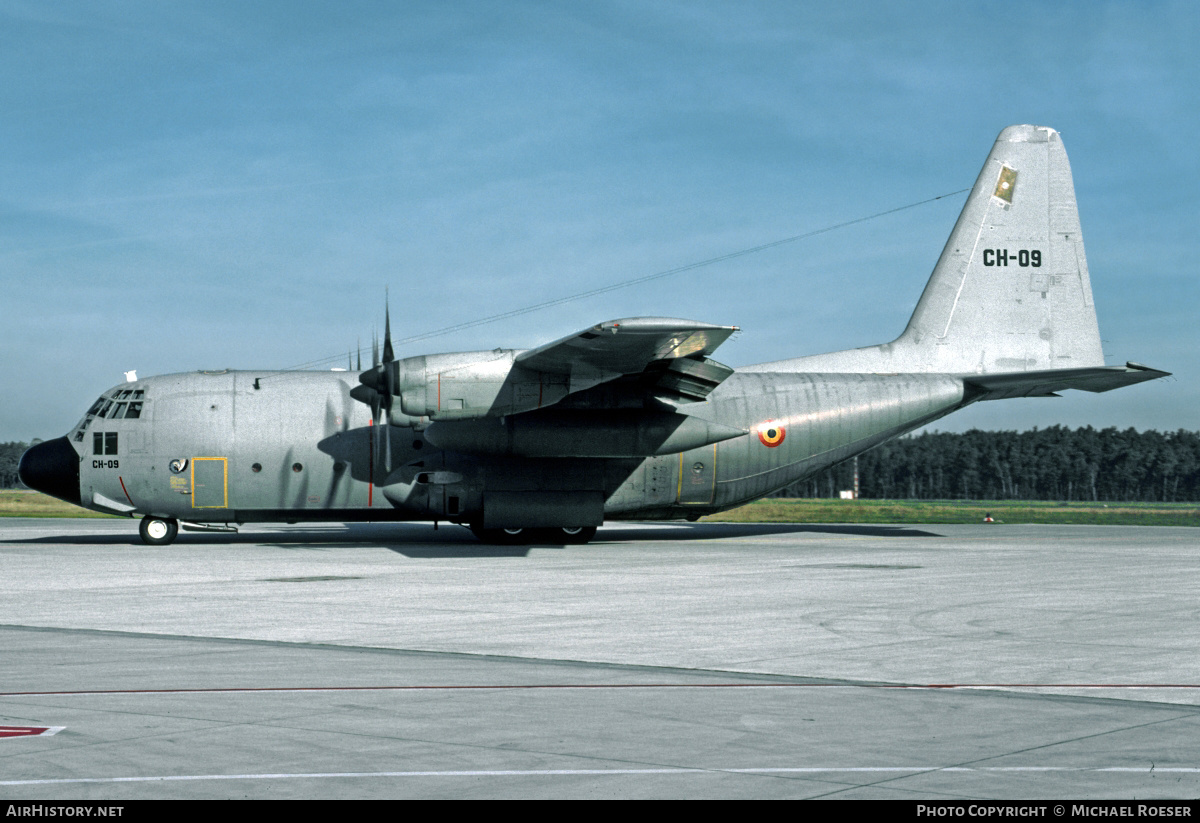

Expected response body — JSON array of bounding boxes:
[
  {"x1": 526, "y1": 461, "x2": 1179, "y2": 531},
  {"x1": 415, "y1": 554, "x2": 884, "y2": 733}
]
[{"x1": 20, "y1": 125, "x2": 1168, "y2": 545}]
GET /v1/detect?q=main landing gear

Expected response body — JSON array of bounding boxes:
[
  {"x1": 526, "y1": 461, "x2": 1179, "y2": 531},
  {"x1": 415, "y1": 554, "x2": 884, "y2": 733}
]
[
  {"x1": 469, "y1": 525, "x2": 597, "y2": 545},
  {"x1": 138, "y1": 515, "x2": 179, "y2": 546}
]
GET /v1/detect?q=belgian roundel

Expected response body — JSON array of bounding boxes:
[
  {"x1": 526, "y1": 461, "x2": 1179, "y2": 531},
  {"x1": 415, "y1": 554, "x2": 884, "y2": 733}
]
[{"x1": 758, "y1": 422, "x2": 786, "y2": 448}]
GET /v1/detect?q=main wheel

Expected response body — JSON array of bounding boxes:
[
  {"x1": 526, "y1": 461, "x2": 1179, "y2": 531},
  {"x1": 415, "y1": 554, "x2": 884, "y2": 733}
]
[
  {"x1": 555, "y1": 526, "x2": 597, "y2": 544},
  {"x1": 469, "y1": 525, "x2": 530, "y2": 545},
  {"x1": 139, "y1": 516, "x2": 179, "y2": 546}
]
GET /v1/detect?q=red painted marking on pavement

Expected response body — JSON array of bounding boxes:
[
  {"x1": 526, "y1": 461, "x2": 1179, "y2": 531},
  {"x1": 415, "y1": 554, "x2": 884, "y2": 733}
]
[{"x1": 0, "y1": 726, "x2": 58, "y2": 738}]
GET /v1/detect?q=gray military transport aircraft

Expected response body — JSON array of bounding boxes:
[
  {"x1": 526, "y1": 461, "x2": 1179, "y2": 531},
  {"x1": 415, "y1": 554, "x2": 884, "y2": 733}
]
[{"x1": 19, "y1": 125, "x2": 1167, "y2": 545}]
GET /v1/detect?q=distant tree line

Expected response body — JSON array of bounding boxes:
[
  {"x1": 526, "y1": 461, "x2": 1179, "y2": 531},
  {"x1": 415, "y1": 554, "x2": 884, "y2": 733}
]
[
  {"x1": 5, "y1": 428, "x2": 1200, "y2": 501},
  {"x1": 784, "y1": 427, "x2": 1200, "y2": 502},
  {"x1": 0, "y1": 441, "x2": 30, "y2": 489}
]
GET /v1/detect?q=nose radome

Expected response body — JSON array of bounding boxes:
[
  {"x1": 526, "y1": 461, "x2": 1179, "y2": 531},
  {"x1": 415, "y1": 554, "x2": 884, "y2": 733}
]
[{"x1": 18, "y1": 437, "x2": 82, "y2": 507}]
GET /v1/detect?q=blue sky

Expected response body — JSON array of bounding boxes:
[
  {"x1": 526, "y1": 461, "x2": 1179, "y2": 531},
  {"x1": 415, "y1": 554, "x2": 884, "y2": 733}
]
[{"x1": 3, "y1": 1, "x2": 1196, "y2": 441}]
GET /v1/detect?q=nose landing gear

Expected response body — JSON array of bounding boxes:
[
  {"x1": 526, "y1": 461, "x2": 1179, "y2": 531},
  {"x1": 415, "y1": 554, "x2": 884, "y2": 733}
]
[{"x1": 138, "y1": 516, "x2": 179, "y2": 546}]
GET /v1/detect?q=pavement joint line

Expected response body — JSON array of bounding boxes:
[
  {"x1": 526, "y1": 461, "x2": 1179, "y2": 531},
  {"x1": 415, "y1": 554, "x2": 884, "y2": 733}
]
[
  {"x1": 4, "y1": 766, "x2": 1200, "y2": 787},
  {"x1": 4, "y1": 683, "x2": 1200, "y2": 697}
]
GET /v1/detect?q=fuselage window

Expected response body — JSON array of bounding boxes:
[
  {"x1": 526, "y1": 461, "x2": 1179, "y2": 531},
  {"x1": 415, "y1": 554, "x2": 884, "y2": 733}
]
[
  {"x1": 125, "y1": 402, "x2": 143, "y2": 419},
  {"x1": 118, "y1": 390, "x2": 133, "y2": 400},
  {"x1": 113, "y1": 403, "x2": 127, "y2": 419},
  {"x1": 98, "y1": 400, "x2": 113, "y2": 418}
]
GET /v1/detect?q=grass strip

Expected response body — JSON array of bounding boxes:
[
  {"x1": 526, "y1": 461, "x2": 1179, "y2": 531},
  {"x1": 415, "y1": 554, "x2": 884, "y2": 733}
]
[
  {"x1": 2, "y1": 490, "x2": 1196, "y2": 526},
  {"x1": 705, "y1": 498, "x2": 1199, "y2": 527}
]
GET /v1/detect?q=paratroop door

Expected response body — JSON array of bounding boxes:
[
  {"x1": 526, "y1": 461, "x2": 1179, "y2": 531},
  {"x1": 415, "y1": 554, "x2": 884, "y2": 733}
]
[{"x1": 192, "y1": 457, "x2": 228, "y2": 508}]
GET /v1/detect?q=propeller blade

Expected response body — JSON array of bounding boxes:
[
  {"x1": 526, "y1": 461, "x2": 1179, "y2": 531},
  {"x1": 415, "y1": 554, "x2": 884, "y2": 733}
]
[
  {"x1": 382, "y1": 359, "x2": 395, "y2": 471},
  {"x1": 383, "y1": 292, "x2": 395, "y2": 365},
  {"x1": 383, "y1": 417, "x2": 391, "y2": 473}
]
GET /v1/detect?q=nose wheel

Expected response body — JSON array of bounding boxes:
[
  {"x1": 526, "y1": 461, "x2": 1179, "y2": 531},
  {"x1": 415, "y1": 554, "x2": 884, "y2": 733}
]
[{"x1": 139, "y1": 516, "x2": 179, "y2": 546}]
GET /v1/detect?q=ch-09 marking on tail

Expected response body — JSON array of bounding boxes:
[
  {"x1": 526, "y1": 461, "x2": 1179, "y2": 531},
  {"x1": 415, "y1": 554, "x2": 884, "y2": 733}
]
[{"x1": 982, "y1": 249, "x2": 1042, "y2": 267}]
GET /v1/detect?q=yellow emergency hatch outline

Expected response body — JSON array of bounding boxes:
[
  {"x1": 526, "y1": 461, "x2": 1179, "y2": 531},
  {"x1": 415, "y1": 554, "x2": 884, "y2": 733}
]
[{"x1": 191, "y1": 457, "x2": 229, "y2": 508}]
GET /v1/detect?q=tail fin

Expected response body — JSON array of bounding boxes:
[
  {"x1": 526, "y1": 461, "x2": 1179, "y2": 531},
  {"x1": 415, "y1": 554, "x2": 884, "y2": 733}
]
[
  {"x1": 759, "y1": 125, "x2": 1110, "y2": 375},
  {"x1": 901, "y1": 124, "x2": 1104, "y2": 373}
]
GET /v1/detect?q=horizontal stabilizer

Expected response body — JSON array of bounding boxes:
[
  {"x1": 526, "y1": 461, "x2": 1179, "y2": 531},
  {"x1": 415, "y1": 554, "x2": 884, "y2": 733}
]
[{"x1": 964, "y1": 363, "x2": 1169, "y2": 401}]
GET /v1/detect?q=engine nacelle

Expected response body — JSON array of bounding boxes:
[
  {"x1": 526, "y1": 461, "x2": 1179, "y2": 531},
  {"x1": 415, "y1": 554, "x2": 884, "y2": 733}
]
[
  {"x1": 423, "y1": 409, "x2": 745, "y2": 457},
  {"x1": 394, "y1": 350, "x2": 570, "y2": 421}
]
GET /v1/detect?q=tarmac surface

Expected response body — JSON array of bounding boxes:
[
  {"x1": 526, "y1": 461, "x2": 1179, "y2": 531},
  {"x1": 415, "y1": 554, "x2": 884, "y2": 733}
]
[{"x1": 0, "y1": 518, "x2": 1197, "y2": 799}]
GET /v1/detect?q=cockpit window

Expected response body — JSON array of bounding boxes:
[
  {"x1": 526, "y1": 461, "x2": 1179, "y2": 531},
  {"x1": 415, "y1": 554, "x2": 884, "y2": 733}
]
[{"x1": 73, "y1": 388, "x2": 148, "y2": 440}]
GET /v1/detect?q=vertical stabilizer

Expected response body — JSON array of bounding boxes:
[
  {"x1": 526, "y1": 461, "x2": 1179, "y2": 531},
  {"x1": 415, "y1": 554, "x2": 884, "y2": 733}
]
[
  {"x1": 752, "y1": 125, "x2": 1107, "y2": 375},
  {"x1": 901, "y1": 124, "x2": 1104, "y2": 373}
]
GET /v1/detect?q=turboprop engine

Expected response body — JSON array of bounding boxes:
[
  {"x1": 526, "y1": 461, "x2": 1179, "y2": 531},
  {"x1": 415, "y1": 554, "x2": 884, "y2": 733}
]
[{"x1": 373, "y1": 349, "x2": 571, "y2": 421}]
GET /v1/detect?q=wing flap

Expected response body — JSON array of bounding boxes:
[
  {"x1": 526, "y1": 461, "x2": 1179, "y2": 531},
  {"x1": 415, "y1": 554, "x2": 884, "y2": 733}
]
[{"x1": 642, "y1": 357, "x2": 736, "y2": 403}]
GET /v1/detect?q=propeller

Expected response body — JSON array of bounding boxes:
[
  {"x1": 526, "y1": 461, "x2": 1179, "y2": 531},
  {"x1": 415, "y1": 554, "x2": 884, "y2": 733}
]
[{"x1": 353, "y1": 294, "x2": 398, "y2": 475}]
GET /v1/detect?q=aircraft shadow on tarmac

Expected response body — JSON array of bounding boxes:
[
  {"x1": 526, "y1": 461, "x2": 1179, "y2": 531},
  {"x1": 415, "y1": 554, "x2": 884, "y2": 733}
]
[{"x1": 7, "y1": 521, "x2": 943, "y2": 558}]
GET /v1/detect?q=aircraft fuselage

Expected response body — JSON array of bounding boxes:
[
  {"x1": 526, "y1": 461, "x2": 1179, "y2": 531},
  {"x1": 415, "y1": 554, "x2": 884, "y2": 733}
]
[{"x1": 64, "y1": 366, "x2": 967, "y2": 528}]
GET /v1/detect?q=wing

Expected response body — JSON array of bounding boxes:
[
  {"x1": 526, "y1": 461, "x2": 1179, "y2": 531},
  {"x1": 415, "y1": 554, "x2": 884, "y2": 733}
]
[
  {"x1": 516, "y1": 316, "x2": 739, "y2": 404},
  {"x1": 419, "y1": 317, "x2": 744, "y2": 457}
]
